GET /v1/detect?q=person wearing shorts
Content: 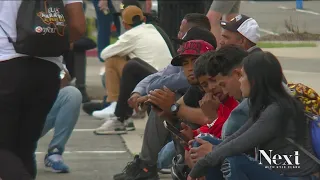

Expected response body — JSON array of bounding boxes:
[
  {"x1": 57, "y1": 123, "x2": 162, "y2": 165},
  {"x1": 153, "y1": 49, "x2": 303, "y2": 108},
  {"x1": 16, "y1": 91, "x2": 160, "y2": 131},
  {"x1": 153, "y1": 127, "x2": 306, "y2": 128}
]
[{"x1": 207, "y1": 1, "x2": 240, "y2": 45}]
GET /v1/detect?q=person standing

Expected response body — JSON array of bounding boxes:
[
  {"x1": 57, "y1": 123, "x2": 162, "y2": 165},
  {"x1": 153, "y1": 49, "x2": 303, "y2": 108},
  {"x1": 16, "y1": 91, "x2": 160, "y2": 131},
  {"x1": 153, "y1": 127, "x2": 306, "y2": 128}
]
[
  {"x1": 0, "y1": 0, "x2": 85, "y2": 178},
  {"x1": 206, "y1": 1, "x2": 241, "y2": 45},
  {"x1": 92, "y1": 0, "x2": 120, "y2": 62}
]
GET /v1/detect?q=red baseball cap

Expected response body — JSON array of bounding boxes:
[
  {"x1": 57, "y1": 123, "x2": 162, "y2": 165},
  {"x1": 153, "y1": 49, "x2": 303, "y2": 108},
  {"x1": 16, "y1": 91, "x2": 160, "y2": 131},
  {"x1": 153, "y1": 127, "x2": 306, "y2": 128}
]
[{"x1": 171, "y1": 40, "x2": 215, "y2": 66}]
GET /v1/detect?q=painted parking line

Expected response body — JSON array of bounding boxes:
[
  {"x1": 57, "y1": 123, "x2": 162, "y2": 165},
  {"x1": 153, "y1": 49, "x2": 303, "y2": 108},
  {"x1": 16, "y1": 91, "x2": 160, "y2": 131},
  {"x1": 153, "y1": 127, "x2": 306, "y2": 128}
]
[
  {"x1": 49, "y1": 129, "x2": 96, "y2": 132},
  {"x1": 278, "y1": 5, "x2": 320, "y2": 16},
  {"x1": 35, "y1": 150, "x2": 127, "y2": 154},
  {"x1": 260, "y1": 28, "x2": 279, "y2": 36}
]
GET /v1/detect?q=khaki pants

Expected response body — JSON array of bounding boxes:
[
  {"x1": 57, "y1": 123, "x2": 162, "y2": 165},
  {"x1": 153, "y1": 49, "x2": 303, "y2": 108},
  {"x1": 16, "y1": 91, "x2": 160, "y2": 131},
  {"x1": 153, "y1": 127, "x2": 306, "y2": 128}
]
[{"x1": 105, "y1": 56, "x2": 128, "y2": 102}]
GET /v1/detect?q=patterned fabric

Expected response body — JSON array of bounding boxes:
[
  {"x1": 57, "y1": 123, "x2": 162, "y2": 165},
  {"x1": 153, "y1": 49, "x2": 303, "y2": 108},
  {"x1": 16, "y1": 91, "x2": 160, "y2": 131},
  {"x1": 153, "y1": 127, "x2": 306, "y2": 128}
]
[{"x1": 288, "y1": 83, "x2": 320, "y2": 115}]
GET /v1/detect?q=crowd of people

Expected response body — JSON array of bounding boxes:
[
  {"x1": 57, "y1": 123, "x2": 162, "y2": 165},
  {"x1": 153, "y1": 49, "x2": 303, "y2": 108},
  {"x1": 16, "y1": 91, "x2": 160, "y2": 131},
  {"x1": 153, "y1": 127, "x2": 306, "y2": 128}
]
[{"x1": 0, "y1": 0, "x2": 319, "y2": 180}]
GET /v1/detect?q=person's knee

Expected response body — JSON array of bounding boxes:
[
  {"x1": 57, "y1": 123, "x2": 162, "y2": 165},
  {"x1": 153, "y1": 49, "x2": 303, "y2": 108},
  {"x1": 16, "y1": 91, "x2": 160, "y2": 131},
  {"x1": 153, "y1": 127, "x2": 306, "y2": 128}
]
[
  {"x1": 59, "y1": 86, "x2": 82, "y2": 106},
  {"x1": 122, "y1": 59, "x2": 141, "y2": 73},
  {"x1": 221, "y1": 155, "x2": 252, "y2": 178}
]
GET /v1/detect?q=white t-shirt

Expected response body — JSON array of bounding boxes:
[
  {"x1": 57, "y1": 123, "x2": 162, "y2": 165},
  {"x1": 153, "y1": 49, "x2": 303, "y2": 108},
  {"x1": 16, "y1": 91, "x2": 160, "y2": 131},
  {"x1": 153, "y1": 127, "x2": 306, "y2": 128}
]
[
  {"x1": 0, "y1": 0, "x2": 82, "y2": 69},
  {"x1": 100, "y1": 23, "x2": 172, "y2": 70}
]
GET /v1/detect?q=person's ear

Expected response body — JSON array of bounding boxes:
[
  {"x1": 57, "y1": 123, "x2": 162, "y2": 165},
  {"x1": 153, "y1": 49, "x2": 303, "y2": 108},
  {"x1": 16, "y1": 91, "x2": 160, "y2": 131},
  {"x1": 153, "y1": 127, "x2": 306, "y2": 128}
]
[{"x1": 232, "y1": 68, "x2": 242, "y2": 79}]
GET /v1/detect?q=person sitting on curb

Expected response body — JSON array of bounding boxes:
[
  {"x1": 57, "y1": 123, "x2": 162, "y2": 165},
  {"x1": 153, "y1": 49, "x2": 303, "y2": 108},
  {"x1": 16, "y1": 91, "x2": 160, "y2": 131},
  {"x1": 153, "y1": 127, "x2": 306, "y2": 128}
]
[
  {"x1": 35, "y1": 67, "x2": 82, "y2": 173},
  {"x1": 113, "y1": 38, "x2": 217, "y2": 180},
  {"x1": 91, "y1": 5, "x2": 172, "y2": 120}
]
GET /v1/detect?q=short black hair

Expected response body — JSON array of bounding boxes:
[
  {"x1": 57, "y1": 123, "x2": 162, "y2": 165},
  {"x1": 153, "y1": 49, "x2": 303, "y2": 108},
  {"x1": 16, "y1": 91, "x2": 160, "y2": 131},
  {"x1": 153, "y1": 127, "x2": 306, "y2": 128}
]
[
  {"x1": 131, "y1": 15, "x2": 143, "y2": 27},
  {"x1": 184, "y1": 13, "x2": 211, "y2": 31},
  {"x1": 194, "y1": 51, "x2": 215, "y2": 79},
  {"x1": 207, "y1": 45, "x2": 248, "y2": 77}
]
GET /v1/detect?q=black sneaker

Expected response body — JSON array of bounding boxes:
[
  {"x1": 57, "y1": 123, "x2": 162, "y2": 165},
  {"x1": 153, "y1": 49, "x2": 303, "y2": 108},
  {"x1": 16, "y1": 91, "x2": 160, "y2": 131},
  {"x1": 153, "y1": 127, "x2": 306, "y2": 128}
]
[
  {"x1": 82, "y1": 97, "x2": 111, "y2": 116},
  {"x1": 113, "y1": 155, "x2": 159, "y2": 180}
]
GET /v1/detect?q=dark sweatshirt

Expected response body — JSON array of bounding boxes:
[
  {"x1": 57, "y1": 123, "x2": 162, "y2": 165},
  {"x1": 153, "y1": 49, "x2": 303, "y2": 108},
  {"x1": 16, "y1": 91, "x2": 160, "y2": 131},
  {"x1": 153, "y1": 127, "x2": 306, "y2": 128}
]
[{"x1": 189, "y1": 103, "x2": 319, "y2": 178}]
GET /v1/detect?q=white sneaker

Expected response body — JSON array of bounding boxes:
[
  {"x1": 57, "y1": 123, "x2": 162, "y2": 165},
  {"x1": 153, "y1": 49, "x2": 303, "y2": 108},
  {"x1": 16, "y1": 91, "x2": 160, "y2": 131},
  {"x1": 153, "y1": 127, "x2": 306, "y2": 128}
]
[
  {"x1": 92, "y1": 102, "x2": 117, "y2": 119},
  {"x1": 93, "y1": 115, "x2": 127, "y2": 135},
  {"x1": 124, "y1": 118, "x2": 135, "y2": 131}
]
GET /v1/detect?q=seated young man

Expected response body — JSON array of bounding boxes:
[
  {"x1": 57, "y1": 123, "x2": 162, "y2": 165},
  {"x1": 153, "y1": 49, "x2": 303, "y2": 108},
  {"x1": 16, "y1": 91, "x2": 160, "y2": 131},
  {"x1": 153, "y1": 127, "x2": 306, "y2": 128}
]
[
  {"x1": 157, "y1": 51, "x2": 238, "y2": 170},
  {"x1": 113, "y1": 39, "x2": 216, "y2": 180},
  {"x1": 36, "y1": 68, "x2": 82, "y2": 173},
  {"x1": 92, "y1": 5, "x2": 172, "y2": 119}
]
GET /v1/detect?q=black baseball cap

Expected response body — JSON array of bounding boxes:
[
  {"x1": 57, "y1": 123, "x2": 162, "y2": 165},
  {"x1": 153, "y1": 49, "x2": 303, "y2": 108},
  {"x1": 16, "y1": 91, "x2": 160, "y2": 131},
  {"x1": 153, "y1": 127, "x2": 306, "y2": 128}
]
[
  {"x1": 220, "y1": 14, "x2": 260, "y2": 44},
  {"x1": 172, "y1": 27, "x2": 217, "y2": 49}
]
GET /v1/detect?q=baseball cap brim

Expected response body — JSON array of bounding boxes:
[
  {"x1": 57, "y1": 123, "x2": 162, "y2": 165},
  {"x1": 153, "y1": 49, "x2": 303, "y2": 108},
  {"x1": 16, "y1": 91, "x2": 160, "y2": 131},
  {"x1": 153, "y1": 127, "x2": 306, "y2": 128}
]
[
  {"x1": 220, "y1": 21, "x2": 238, "y2": 32},
  {"x1": 171, "y1": 54, "x2": 199, "y2": 66}
]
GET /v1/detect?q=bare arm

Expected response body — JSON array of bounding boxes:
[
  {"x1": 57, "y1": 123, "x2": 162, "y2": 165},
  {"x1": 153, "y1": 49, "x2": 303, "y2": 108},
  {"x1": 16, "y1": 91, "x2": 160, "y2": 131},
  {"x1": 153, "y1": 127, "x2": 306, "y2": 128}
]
[{"x1": 65, "y1": 2, "x2": 86, "y2": 42}]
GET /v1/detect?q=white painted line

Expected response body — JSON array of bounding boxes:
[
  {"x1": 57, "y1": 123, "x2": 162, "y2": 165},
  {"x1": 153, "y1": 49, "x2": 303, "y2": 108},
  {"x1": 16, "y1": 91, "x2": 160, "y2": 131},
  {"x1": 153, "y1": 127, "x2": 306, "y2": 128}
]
[
  {"x1": 296, "y1": 9, "x2": 320, "y2": 16},
  {"x1": 278, "y1": 5, "x2": 320, "y2": 16},
  {"x1": 49, "y1": 129, "x2": 96, "y2": 132},
  {"x1": 260, "y1": 28, "x2": 279, "y2": 36},
  {"x1": 278, "y1": 5, "x2": 290, "y2": 10},
  {"x1": 35, "y1": 150, "x2": 127, "y2": 154}
]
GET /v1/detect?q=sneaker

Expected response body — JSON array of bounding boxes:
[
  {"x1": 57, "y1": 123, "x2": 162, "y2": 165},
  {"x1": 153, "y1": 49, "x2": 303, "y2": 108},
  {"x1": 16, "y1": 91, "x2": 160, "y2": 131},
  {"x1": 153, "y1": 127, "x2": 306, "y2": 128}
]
[
  {"x1": 92, "y1": 102, "x2": 117, "y2": 119},
  {"x1": 44, "y1": 152, "x2": 69, "y2": 173},
  {"x1": 113, "y1": 155, "x2": 159, "y2": 180},
  {"x1": 124, "y1": 118, "x2": 135, "y2": 131},
  {"x1": 94, "y1": 115, "x2": 127, "y2": 135}
]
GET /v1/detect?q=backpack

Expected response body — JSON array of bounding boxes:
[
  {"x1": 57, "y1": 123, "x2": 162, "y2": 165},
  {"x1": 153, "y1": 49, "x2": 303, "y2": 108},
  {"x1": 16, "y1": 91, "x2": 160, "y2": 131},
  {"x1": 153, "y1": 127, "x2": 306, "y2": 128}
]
[
  {"x1": 288, "y1": 83, "x2": 320, "y2": 115},
  {"x1": 0, "y1": 0, "x2": 69, "y2": 57},
  {"x1": 286, "y1": 82, "x2": 320, "y2": 162}
]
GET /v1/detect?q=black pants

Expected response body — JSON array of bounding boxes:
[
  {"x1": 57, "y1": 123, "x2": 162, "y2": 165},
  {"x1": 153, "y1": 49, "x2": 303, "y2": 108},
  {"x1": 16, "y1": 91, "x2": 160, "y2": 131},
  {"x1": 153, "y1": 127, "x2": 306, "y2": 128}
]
[
  {"x1": 114, "y1": 58, "x2": 157, "y2": 122},
  {"x1": 0, "y1": 57, "x2": 60, "y2": 178}
]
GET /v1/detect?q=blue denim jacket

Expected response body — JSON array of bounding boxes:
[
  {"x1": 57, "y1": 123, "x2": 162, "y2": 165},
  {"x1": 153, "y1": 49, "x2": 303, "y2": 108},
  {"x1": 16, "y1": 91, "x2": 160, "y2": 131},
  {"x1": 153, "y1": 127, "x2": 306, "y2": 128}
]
[{"x1": 221, "y1": 98, "x2": 250, "y2": 139}]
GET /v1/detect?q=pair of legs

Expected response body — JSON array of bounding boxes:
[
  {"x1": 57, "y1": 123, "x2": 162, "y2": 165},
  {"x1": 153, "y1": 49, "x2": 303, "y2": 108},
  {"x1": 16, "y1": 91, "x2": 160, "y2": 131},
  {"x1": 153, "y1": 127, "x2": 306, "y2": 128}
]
[
  {"x1": 92, "y1": 0, "x2": 120, "y2": 62},
  {"x1": 207, "y1": 1, "x2": 240, "y2": 45},
  {"x1": 114, "y1": 110, "x2": 171, "y2": 180},
  {"x1": 37, "y1": 86, "x2": 82, "y2": 173},
  {"x1": 94, "y1": 57, "x2": 157, "y2": 135},
  {"x1": 0, "y1": 57, "x2": 60, "y2": 178},
  {"x1": 192, "y1": 136, "x2": 318, "y2": 180}
]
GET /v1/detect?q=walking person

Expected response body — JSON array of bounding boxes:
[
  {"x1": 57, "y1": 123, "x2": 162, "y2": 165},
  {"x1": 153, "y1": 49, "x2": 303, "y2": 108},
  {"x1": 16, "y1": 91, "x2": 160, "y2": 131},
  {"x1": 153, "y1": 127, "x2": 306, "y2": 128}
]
[{"x1": 0, "y1": 0, "x2": 85, "y2": 178}]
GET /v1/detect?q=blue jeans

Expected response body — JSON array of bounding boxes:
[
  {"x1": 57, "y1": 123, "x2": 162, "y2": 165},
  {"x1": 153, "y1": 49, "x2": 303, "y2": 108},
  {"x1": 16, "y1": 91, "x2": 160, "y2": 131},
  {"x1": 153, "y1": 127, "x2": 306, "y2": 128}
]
[
  {"x1": 40, "y1": 86, "x2": 82, "y2": 153},
  {"x1": 158, "y1": 141, "x2": 176, "y2": 169},
  {"x1": 198, "y1": 136, "x2": 318, "y2": 180},
  {"x1": 91, "y1": 0, "x2": 119, "y2": 62}
]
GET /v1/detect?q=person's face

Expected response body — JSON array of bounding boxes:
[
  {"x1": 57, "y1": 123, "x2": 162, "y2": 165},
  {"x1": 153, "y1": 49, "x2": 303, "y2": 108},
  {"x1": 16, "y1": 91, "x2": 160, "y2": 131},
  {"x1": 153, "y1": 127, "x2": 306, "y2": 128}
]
[
  {"x1": 204, "y1": 75, "x2": 228, "y2": 101},
  {"x1": 220, "y1": 29, "x2": 244, "y2": 48},
  {"x1": 181, "y1": 56, "x2": 198, "y2": 85},
  {"x1": 177, "y1": 19, "x2": 189, "y2": 39},
  {"x1": 239, "y1": 67, "x2": 251, "y2": 98},
  {"x1": 214, "y1": 68, "x2": 242, "y2": 100}
]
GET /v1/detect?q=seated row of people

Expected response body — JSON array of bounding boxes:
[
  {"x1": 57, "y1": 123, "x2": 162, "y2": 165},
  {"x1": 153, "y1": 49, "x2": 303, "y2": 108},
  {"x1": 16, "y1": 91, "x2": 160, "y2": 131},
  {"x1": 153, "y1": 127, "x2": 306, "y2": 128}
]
[{"x1": 104, "y1": 9, "x2": 319, "y2": 180}]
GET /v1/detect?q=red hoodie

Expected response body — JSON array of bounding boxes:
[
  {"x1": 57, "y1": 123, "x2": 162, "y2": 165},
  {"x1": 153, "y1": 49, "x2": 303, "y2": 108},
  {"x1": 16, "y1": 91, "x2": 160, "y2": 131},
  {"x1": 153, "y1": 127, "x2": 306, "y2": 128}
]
[{"x1": 193, "y1": 96, "x2": 239, "y2": 139}]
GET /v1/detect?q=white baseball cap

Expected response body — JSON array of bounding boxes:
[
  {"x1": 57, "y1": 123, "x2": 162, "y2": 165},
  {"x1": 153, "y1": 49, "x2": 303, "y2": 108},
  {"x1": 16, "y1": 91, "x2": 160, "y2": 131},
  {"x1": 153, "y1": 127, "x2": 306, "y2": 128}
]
[{"x1": 220, "y1": 14, "x2": 260, "y2": 44}]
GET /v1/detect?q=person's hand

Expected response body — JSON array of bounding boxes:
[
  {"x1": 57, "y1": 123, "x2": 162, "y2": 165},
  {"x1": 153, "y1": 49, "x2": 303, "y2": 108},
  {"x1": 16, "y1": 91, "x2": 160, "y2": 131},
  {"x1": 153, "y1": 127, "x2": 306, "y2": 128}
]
[
  {"x1": 147, "y1": 86, "x2": 176, "y2": 113},
  {"x1": 98, "y1": 0, "x2": 109, "y2": 11},
  {"x1": 199, "y1": 93, "x2": 220, "y2": 119},
  {"x1": 180, "y1": 122, "x2": 194, "y2": 141},
  {"x1": 128, "y1": 93, "x2": 141, "y2": 111},
  {"x1": 185, "y1": 150, "x2": 194, "y2": 168},
  {"x1": 190, "y1": 138, "x2": 213, "y2": 164}
]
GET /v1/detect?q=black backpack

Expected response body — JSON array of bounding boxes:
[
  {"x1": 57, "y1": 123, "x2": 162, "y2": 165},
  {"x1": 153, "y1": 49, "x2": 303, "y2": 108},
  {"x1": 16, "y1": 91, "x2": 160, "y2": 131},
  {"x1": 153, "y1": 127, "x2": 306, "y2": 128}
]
[{"x1": 0, "y1": 0, "x2": 69, "y2": 57}]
